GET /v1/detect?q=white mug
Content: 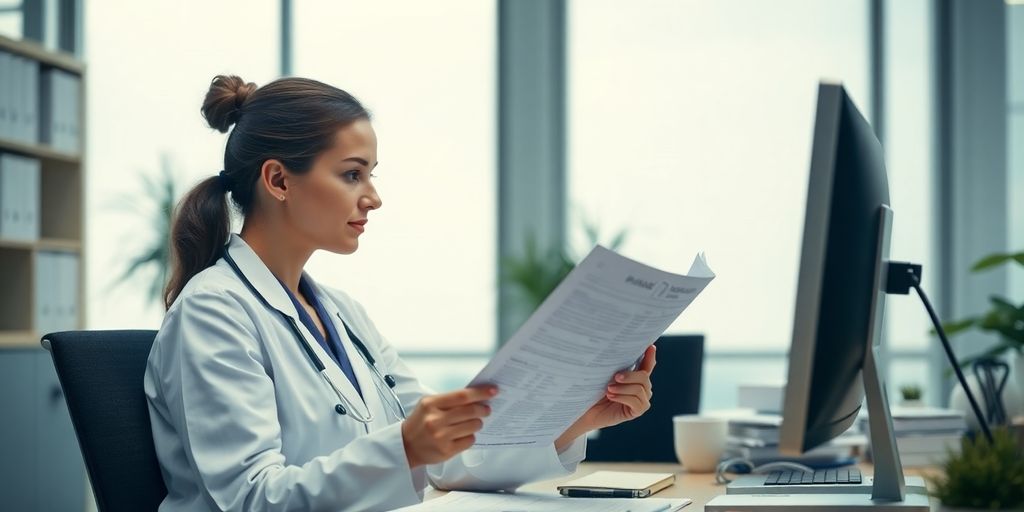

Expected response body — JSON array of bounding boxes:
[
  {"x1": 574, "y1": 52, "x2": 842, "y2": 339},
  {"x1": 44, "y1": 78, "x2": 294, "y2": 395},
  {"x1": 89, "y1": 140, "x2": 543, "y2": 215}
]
[{"x1": 673, "y1": 414, "x2": 727, "y2": 473}]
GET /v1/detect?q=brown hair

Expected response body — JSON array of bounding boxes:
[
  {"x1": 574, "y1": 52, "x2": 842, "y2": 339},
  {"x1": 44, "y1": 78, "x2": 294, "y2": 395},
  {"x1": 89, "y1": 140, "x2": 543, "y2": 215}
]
[{"x1": 163, "y1": 75, "x2": 370, "y2": 310}]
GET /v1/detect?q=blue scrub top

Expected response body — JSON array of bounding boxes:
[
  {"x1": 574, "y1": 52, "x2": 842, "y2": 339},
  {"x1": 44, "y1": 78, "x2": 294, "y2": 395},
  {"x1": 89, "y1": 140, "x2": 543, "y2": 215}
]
[{"x1": 277, "y1": 275, "x2": 363, "y2": 398}]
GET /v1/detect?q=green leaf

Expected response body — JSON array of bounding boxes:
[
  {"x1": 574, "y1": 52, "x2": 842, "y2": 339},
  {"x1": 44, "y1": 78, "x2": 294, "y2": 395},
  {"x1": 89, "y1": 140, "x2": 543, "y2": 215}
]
[
  {"x1": 971, "y1": 251, "x2": 1024, "y2": 272},
  {"x1": 105, "y1": 153, "x2": 181, "y2": 307},
  {"x1": 939, "y1": 317, "x2": 979, "y2": 336},
  {"x1": 952, "y1": 340, "x2": 1021, "y2": 370}
]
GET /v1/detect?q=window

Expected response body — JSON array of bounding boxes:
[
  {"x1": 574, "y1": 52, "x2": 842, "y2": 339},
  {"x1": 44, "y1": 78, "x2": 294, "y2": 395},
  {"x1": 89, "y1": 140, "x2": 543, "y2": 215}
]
[
  {"x1": 292, "y1": 0, "x2": 497, "y2": 353},
  {"x1": 880, "y1": 0, "x2": 937, "y2": 401},
  {"x1": 567, "y1": 0, "x2": 882, "y2": 410},
  {"x1": 1009, "y1": 4, "x2": 1024, "y2": 298},
  {"x1": 85, "y1": 0, "x2": 279, "y2": 330},
  {"x1": 568, "y1": 0, "x2": 871, "y2": 351}
]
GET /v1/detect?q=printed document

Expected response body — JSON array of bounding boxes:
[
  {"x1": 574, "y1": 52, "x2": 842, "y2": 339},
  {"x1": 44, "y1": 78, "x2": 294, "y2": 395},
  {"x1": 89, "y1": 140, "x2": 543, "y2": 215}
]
[
  {"x1": 393, "y1": 491, "x2": 692, "y2": 511},
  {"x1": 470, "y1": 245, "x2": 715, "y2": 448}
]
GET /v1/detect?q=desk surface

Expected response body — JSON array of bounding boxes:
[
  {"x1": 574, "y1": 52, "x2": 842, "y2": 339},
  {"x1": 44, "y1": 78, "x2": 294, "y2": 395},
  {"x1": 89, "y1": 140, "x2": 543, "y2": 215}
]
[{"x1": 425, "y1": 462, "x2": 940, "y2": 510}]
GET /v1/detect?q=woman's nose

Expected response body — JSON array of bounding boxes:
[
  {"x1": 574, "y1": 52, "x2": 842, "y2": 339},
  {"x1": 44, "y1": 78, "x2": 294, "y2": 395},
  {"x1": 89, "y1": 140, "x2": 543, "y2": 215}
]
[{"x1": 363, "y1": 191, "x2": 382, "y2": 211}]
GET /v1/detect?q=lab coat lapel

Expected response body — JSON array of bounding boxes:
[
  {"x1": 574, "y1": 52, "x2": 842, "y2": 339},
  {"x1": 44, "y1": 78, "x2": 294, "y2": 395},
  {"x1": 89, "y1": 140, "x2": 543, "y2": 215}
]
[
  {"x1": 304, "y1": 275, "x2": 392, "y2": 430},
  {"x1": 224, "y1": 234, "x2": 302, "y2": 320},
  {"x1": 224, "y1": 234, "x2": 371, "y2": 423}
]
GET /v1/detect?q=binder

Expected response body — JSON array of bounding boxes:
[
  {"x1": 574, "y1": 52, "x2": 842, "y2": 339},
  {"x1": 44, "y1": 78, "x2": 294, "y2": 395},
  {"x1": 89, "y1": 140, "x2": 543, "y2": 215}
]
[
  {"x1": 35, "y1": 251, "x2": 55, "y2": 335},
  {"x1": 0, "y1": 153, "x2": 12, "y2": 238},
  {"x1": 10, "y1": 55, "x2": 23, "y2": 142},
  {"x1": 34, "y1": 252, "x2": 48, "y2": 333},
  {"x1": 0, "y1": 154, "x2": 38, "y2": 241},
  {"x1": 12, "y1": 155, "x2": 24, "y2": 239},
  {"x1": 40, "y1": 67, "x2": 53, "y2": 147},
  {"x1": 67, "y1": 73, "x2": 81, "y2": 152},
  {"x1": 25, "y1": 59, "x2": 39, "y2": 144},
  {"x1": 0, "y1": 51, "x2": 10, "y2": 140},
  {"x1": 25, "y1": 157, "x2": 40, "y2": 240},
  {"x1": 64, "y1": 253, "x2": 79, "y2": 330},
  {"x1": 16, "y1": 55, "x2": 30, "y2": 143},
  {"x1": 40, "y1": 67, "x2": 72, "y2": 151},
  {"x1": 53, "y1": 69, "x2": 64, "y2": 150}
]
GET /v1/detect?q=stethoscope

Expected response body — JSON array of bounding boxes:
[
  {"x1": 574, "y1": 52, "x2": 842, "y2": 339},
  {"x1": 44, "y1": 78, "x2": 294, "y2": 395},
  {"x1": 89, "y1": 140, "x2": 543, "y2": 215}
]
[{"x1": 222, "y1": 249, "x2": 408, "y2": 424}]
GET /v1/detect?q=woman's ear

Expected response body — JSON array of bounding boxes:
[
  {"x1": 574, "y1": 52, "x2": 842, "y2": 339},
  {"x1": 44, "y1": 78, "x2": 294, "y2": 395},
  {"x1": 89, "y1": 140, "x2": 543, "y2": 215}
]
[{"x1": 261, "y1": 159, "x2": 288, "y2": 201}]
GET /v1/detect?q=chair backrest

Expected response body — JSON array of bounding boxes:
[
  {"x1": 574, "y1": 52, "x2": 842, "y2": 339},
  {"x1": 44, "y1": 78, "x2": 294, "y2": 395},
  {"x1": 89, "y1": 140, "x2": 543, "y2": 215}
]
[
  {"x1": 585, "y1": 334, "x2": 704, "y2": 462},
  {"x1": 42, "y1": 330, "x2": 167, "y2": 512}
]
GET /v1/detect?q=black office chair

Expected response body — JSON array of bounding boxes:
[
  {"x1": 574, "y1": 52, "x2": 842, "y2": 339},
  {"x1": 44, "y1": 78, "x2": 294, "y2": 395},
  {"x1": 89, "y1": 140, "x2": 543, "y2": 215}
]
[
  {"x1": 41, "y1": 330, "x2": 167, "y2": 512},
  {"x1": 585, "y1": 335, "x2": 704, "y2": 462}
]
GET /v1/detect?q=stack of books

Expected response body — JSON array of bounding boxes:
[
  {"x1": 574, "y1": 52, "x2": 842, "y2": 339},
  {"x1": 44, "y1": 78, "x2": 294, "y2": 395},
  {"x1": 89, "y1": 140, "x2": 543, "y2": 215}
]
[
  {"x1": 737, "y1": 381, "x2": 786, "y2": 414},
  {"x1": 709, "y1": 409, "x2": 867, "y2": 467},
  {"x1": 861, "y1": 407, "x2": 965, "y2": 467}
]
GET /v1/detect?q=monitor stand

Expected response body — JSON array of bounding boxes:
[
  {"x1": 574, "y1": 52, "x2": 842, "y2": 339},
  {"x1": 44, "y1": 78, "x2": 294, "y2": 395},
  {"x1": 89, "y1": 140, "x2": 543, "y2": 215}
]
[
  {"x1": 709, "y1": 207, "x2": 930, "y2": 511},
  {"x1": 720, "y1": 346, "x2": 928, "y2": 499}
]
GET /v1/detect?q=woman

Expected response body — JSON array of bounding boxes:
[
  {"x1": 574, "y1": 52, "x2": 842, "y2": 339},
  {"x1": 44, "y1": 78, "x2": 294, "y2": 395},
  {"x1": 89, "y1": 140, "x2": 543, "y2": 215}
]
[{"x1": 144, "y1": 75, "x2": 657, "y2": 512}]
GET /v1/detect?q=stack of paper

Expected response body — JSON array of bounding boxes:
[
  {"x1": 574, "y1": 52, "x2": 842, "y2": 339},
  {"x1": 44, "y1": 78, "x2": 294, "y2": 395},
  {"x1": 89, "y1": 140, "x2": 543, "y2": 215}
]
[
  {"x1": 861, "y1": 407, "x2": 965, "y2": 467},
  {"x1": 394, "y1": 491, "x2": 691, "y2": 511},
  {"x1": 709, "y1": 409, "x2": 866, "y2": 466},
  {"x1": 737, "y1": 381, "x2": 786, "y2": 414}
]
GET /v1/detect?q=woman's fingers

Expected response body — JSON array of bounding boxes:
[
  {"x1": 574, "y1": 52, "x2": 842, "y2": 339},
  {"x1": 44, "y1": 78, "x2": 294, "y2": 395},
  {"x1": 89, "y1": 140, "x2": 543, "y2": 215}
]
[
  {"x1": 614, "y1": 371, "x2": 652, "y2": 385},
  {"x1": 607, "y1": 383, "x2": 649, "y2": 398},
  {"x1": 606, "y1": 392, "x2": 646, "y2": 414},
  {"x1": 425, "y1": 385, "x2": 497, "y2": 409},
  {"x1": 640, "y1": 344, "x2": 657, "y2": 373},
  {"x1": 442, "y1": 417, "x2": 486, "y2": 440},
  {"x1": 403, "y1": 386, "x2": 498, "y2": 468},
  {"x1": 440, "y1": 403, "x2": 491, "y2": 425}
]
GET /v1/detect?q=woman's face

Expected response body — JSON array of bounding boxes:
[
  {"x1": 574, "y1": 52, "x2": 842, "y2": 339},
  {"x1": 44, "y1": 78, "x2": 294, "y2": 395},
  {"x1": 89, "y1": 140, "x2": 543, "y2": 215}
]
[{"x1": 286, "y1": 118, "x2": 381, "y2": 254}]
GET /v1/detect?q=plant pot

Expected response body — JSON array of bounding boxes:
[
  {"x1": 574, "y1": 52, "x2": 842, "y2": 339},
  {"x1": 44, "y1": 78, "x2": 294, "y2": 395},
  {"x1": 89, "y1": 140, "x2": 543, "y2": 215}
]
[{"x1": 898, "y1": 399, "x2": 924, "y2": 408}]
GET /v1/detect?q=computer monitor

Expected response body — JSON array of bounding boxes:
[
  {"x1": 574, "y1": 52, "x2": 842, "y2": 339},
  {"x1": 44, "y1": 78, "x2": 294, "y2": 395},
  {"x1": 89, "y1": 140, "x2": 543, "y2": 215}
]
[
  {"x1": 778, "y1": 81, "x2": 892, "y2": 457},
  {"x1": 708, "y1": 82, "x2": 930, "y2": 510}
]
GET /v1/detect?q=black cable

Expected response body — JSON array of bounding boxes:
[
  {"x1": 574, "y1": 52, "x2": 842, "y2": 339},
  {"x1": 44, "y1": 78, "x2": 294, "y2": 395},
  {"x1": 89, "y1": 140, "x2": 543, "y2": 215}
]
[{"x1": 906, "y1": 272, "x2": 994, "y2": 444}]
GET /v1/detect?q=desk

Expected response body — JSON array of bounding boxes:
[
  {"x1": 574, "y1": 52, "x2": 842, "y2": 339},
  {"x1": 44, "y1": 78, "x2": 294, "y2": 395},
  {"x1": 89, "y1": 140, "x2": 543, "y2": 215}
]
[{"x1": 424, "y1": 462, "x2": 941, "y2": 510}]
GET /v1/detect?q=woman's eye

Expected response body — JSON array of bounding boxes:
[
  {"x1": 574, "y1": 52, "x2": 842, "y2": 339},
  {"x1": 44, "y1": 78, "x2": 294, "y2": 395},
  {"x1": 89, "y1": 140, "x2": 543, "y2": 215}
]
[{"x1": 341, "y1": 170, "x2": 376, "y2": 182}]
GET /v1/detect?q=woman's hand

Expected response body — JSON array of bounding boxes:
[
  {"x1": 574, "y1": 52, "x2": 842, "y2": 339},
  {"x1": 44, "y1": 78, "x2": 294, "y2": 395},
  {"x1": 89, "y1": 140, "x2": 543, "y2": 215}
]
[
  {"x1": 555, "y1": 345, "x2": 656, "y2": 451},
  {"x1": 401, "y1": 385, "x2": 497, "y2": 468}
]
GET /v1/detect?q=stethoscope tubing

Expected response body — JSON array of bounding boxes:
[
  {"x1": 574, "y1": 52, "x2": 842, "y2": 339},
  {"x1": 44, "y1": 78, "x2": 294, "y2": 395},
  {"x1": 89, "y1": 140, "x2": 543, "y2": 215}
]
[{"x1": 221, "y1": 248, "x2": 407, "y2": 422}]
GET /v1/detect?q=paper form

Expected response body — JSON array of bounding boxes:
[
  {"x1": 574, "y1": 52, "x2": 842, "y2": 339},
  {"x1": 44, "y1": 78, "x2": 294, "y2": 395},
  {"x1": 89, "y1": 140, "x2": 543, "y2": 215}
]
[
  {"x1": 392, "y1": 491, "x2": 692, "y2": 511},
  {"x1": 469, "y1": 245, "x2": 715, "y2": 448}
]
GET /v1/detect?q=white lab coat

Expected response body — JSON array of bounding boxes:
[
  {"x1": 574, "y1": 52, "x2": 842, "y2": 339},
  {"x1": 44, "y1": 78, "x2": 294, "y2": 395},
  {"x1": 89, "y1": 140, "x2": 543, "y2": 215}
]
[{"x1": 144, "y1": 233, "x2": 587, "y2": 512}]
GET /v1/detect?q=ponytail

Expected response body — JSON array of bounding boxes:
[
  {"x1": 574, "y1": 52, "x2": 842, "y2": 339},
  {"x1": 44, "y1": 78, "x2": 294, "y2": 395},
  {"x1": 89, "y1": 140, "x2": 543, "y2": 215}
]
[{"x1": 163, "y1": 176, "x2": 230, "y2": 309}]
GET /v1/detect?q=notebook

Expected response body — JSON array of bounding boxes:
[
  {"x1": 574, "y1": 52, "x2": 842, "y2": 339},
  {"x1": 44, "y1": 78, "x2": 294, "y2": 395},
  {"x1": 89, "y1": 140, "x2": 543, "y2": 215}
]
[{"x1": 557, "y1": 471, "x2": 676, "y2": 498}]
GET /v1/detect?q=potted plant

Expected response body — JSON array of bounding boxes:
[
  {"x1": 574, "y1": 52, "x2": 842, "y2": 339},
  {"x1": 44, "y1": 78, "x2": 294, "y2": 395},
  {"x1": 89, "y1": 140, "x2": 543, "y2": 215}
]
[
  {"x1": 104, "y1": 153, "x2": 182, "y2": 307},
  {"x1": 929, "y1": 427, "x2": 1024, "y2": 511},
  {"x1": 899, "y1": 384, "x2": 923, "y2": 408},
  {"x1": 941, "y1": 251, "x2": 1024, "y2": 426}
]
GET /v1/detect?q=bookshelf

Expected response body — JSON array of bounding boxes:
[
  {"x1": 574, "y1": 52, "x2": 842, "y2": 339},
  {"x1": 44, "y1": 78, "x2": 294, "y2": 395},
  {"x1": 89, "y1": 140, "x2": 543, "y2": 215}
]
[{"x1": 0, "y1": 33, "x2": 85, "y2": 348}]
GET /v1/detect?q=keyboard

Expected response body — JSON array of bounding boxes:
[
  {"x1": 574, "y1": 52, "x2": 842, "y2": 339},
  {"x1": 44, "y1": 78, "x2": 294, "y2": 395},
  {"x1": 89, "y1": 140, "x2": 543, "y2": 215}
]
[{"x1": 764, "y1": 468, "x2": 863, "y2": 485}]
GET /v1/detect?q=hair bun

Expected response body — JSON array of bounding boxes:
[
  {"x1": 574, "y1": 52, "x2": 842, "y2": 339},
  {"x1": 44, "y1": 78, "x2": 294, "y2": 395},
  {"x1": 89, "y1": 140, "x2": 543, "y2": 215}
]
[{"x1": 201, "y1": 75, "x2": 258, "y2": 133}]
